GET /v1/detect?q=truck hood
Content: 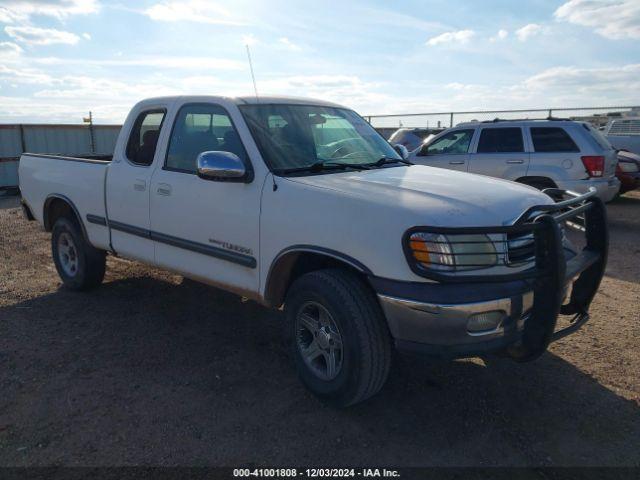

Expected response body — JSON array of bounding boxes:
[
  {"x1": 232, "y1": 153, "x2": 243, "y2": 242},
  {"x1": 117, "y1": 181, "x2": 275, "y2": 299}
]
[{"x1": 286, "y1": 165, "x2": 554, "y2": 227}]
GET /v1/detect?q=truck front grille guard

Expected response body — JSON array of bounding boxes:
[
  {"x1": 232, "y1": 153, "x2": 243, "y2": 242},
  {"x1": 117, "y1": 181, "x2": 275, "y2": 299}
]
[{"x1": 403, "y1": 188, "x2": 608, "y2": 361}]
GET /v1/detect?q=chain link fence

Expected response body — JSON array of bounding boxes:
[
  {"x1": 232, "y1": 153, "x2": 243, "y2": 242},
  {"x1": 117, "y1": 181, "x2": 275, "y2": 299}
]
[{"x1": 367, "y1": 106, "x2": 640, "y2": 134}]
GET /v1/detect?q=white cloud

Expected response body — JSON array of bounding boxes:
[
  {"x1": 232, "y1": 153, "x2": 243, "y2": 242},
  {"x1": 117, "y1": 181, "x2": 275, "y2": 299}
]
[
  {"x1": 429, "y1": 63, "x2": 640, "y2": 110},
  {"x1": 0, "y1": 0, "x2": 99, "y2": 23},
  {"x1": 554, "y1": 0, "x2": 640, "y2": 40},
  {"x1": 359, "y1": 7, "x2": 447, "y2": 32},
  {"x1": 82, "y1": 32, "x2": 91, "y2": 40},
  {"x1": 145, "y1": 0, "x2": 247, "y2": 25},
  {"x1": 32, "y1": 55, "x2": 245, "y2": 70},
  {"x1": 515, "y1": 23, "x2": 542, "y2": 41},
  {"x1": 5, "y1": 26, "x2": 81, "y2": 45},
  {"x1": 426, "y1": 29, "x2": 475, "y2": 46},
  {"x1": 1, "y1": 62, "x2": 639, "y2": 123},
  {"x1": 278, "y1": 37, "x2": 302, "y2": 52},
  {"x1": 242, "y1": 34, "x2": 257, "y2": 46},
  {"x1": 524, "y1": 63, "x2": 640, "y2": 93},
  {"x1": 0, "y1": 64, "x2": 57, "y2": 85},
  {"x1": 490, "y1": 29, "x2": 509, "y2": 42},
  {"x1": 0, "y1": 41, "x2": 23, "y2": 57}
]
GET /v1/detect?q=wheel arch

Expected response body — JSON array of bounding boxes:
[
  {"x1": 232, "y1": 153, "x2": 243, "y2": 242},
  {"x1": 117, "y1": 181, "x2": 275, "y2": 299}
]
[
  {"x1": 515, "y1": 176, "x2": 558, "y2": 188},
  {"x1": 264, "y1": 246, "x2": 373, "y2": 308},
  {"x1": 43, "y1": 194, "x2": 88, "y2": 240}
]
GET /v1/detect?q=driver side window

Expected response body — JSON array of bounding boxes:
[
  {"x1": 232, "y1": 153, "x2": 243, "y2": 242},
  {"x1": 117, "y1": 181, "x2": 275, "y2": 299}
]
[
  {"x1": 165, "y1": 104, "x2": 247, "y2": 173},
  {"x1": 419, "y1": 129, "x2": 474, "y2": 156}
]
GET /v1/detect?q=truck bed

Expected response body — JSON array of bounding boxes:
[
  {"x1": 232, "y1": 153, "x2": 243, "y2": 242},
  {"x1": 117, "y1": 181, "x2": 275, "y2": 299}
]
[{"x1": 18, "y1": 152, "x2": 112, "y2": 251}]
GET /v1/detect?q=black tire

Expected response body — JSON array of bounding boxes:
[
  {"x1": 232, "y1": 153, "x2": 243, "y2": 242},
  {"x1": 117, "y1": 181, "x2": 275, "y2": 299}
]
[
  {"x1": 284, "y1": 269, "x2": 392, "y2": 407},
  {"x1": 51, "y1": 216, "x2": 106, "y2": 291}
]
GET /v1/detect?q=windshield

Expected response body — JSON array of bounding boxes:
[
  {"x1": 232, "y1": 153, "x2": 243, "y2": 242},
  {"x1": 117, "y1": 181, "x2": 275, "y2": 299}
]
[{"x1": 239, "y1": 104, "x2": 401, "y2": 173}]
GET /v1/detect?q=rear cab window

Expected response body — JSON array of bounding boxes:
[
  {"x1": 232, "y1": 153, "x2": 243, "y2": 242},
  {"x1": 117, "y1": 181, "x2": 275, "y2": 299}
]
[
  {"x1": 530, "y1": 127, "x2": 579, "y2": 152},
  {"x1": 476, "y1": 127, "x2": 524, "y2": 153},
  {"x1": 125, "y1": 110, "x2": 166, "y2": 166}
]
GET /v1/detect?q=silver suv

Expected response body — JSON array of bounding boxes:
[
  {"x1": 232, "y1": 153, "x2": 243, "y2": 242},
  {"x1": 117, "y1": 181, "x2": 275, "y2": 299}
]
[{"x1": 408, "y1": 119, "x2": 620, "y2": 202}]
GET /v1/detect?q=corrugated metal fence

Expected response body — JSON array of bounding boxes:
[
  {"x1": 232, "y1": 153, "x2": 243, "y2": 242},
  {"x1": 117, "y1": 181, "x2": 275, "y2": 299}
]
[{"x1": 0, "y1": 124, "x2": 120, "y2": 190}]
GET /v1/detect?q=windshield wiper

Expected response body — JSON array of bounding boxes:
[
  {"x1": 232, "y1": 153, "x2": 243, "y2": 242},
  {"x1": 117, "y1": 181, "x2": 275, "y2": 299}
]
[
  {"x1": 367, "y1": 156, "x2": 413, "y2": 167},
  {"x1": 274, "y1": 160, "x2": 371, "y2": 175}
]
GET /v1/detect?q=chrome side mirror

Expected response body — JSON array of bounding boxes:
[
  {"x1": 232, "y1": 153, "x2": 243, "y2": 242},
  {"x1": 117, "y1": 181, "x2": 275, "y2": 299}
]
[
  {"x1": 196, "y1": 151, "x2": 249, "y2": 182},
  {"x1": 392, "y1": 143, "x2": 409, "y2": 160}
]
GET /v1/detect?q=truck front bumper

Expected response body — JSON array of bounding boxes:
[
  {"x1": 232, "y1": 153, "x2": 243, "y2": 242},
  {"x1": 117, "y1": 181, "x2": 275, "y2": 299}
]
[
  {"x1": 376, "y1": 283, "x2": 535, "y2": 357},
  {"x1": 374, "y1": 188, "x2": 608, "y2": 361}
]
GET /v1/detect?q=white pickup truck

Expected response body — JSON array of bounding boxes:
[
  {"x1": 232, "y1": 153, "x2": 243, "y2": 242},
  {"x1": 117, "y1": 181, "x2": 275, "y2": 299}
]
[{"x1": 19, "y1": 95, "x2": 608, "y2": 407}]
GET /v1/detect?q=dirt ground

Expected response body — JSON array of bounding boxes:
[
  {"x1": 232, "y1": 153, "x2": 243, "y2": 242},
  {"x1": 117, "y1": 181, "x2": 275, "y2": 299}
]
[{"x1": 0, "y1": 191, "x2": 638, "y2": 467}]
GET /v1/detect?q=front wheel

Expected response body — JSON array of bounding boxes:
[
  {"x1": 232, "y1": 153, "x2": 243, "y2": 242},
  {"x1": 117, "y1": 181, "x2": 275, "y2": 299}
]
[
  {"x1": 285, "y1": 269, "x2": 392, "y2": 407},
  {"x1": 52, "y1": 216, "x2": 106, "y2": 291}
]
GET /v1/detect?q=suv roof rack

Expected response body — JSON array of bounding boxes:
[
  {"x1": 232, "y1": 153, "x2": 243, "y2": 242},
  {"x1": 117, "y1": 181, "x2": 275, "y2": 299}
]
[
  {"x1": 482, "y1": 117, "x2": 572, "y2": 123},
  {"x1": 457, "y1": 117, "x2": 574, "y2": 126}
]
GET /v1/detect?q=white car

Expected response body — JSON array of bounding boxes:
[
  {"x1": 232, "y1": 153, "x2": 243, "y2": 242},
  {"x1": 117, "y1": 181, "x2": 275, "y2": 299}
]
[
  {"x1": 19, "y1": 96, "x2": 607, "y2": 406},
  {"x1": 409, "y1": 119, "x2": 620, "y2": 202}
]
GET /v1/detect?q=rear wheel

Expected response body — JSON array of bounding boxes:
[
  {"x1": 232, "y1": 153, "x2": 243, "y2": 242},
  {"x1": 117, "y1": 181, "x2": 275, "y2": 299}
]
[
  {"x1": 52, "y1": 217, "x2": 106, "y2": 290},
  {"x1": 285, "y1": 269, "x2": 392, "y2": 407}
]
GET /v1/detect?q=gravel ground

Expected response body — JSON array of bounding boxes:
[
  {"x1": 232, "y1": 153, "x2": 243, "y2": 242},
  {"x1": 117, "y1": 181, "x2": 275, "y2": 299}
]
[{"x1": 0, "y1": 191, "x2": 638, "y2": 467}]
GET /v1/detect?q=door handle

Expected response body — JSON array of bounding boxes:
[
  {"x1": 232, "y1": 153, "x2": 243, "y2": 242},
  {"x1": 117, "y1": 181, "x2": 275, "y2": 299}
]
[
  {"x1": 449, "y1": 161, "x2": 465, "y2": 165},
  {"x1": 156, "y1": 183, "x2": 172, "y2": 196},
  {"x1": 133, "y1": 179, "x2": 146, "y2": 191},
  {"x1": 506, "y1": 159, "x2": 524, "y2": 164}
]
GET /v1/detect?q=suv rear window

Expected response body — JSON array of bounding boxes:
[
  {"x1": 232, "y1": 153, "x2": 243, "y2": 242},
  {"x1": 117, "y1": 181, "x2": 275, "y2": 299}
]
[
  {"x1": 584, "y1": 123, "x2": 613, "y2": 150},
  {"x1": 477, "y1": 128, "x2": 523, "y2": 153},
  {"x1": 531, "y1": 127, "x2": 579, "y2": 152}
]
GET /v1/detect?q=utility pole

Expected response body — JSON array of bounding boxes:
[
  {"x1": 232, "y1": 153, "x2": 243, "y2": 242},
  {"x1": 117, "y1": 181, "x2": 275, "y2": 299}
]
[{"x1": 83, "y1": 111, "x2": 95, "y2": 154}]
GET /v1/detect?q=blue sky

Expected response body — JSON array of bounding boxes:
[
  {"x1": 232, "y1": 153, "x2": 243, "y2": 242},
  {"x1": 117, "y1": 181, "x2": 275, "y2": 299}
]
[{"x1": 0, "y1": 0, "x2": 639, "y2": 123}]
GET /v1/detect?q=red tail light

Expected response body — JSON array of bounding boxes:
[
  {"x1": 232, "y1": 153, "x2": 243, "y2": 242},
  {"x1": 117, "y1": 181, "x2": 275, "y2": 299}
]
[{"x1": 581, "y1": 156, "x2": 604, "y2": 177}]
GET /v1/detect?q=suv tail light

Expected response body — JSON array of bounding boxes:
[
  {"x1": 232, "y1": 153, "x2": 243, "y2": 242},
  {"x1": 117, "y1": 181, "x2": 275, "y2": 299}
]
[{"x1": 581, "y1": 156, "x2": 604, "y2": 177}]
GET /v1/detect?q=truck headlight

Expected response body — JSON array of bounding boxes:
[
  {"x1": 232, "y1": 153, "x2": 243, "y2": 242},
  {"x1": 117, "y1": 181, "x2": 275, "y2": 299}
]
[{"x1": 407, "y1": 232, "x2": 498, "y2": 272}]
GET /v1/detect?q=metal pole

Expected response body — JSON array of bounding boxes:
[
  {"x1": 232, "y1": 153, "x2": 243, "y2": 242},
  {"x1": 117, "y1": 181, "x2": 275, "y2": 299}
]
[
  {"x1": 450, "y1": 112, "x2": 454, "y2": 127},
  {"x1": 88, "y1": 111, "x2": 95, "y2": 154},
  {"x1": 18, "y1": 124, "x2": 26, "y2": 154}
]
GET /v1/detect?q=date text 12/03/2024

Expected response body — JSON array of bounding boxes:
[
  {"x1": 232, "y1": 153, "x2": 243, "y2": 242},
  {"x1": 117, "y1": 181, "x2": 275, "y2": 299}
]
[{"x1": 233, "y1": 468, "x2": 401, "y2": 477}]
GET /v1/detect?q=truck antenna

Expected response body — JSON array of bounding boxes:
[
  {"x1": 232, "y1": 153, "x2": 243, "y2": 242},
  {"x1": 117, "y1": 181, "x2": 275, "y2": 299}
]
[{"x1": 245, "y1": 44, "x2": 259, "y2": 102}]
